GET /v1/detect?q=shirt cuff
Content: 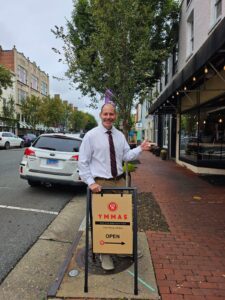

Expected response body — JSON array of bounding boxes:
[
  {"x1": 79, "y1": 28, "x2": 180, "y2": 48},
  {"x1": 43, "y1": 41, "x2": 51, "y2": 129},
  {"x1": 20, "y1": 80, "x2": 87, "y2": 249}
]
[
  {"x1": 87, "y1": 178, "x2": 95, "y2": 186},
  {"x1": 136, "y1": 145, "x2": 142, "y2": 153}
]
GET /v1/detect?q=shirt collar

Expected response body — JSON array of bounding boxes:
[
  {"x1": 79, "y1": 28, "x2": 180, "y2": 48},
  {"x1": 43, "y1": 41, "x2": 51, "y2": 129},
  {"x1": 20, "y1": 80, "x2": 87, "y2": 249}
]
[{"x1": 99, "y1": 123, "x2": 115, "y2": 133}]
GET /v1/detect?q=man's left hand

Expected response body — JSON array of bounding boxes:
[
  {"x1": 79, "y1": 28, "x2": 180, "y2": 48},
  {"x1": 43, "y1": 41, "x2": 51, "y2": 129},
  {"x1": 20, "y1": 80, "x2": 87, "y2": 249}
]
[{"x1": 140, "y1": 140, "x2": 151, "y2": 151}]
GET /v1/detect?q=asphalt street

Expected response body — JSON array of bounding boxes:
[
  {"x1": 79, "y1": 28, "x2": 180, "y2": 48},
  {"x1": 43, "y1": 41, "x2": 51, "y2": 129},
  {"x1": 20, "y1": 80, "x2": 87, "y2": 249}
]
[{"x1": 0, "y1": 148, "x2": 86, "y2": 283}]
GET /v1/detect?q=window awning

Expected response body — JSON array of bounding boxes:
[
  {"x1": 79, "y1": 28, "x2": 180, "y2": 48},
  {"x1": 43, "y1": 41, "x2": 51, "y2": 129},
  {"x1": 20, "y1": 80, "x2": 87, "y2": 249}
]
[
  {"x1": 149, "y1": 17, "x2": 225, "y2": 114},
  {"x1": 19, "y1": 121, "x2": 32, "y2": 129},
  {"x1": 19, "y1": 121, "x2": 26, "y2": 128}
]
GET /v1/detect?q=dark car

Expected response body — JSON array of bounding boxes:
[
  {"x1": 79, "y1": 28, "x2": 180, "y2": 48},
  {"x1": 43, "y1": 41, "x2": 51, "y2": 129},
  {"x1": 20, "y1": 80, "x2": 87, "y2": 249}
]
[{"x1": 21, "y1": 133, "x2": 37, "y2": 147}]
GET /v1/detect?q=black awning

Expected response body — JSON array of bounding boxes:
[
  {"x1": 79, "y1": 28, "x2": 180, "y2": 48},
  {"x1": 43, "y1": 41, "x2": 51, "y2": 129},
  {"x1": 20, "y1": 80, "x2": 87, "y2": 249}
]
[{"x1": 149, "y1": 17, "x2": 225, "y2": 114}]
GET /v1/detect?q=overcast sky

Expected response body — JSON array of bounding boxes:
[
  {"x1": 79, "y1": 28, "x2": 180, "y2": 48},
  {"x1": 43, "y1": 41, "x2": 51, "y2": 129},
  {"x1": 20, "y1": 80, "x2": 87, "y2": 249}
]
[{"x1": 0, "y1": 0, "x2": 101, "y2": 122}]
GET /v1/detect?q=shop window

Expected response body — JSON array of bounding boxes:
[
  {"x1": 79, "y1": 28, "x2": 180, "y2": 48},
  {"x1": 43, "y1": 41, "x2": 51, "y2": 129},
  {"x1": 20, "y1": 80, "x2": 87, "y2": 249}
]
[
  {"x1": 154, "y1": 116, "x2": 158, "y2": 145},
  {"x1": 163, "y1": 115, "x2": 169, "y2": 148},
  {"x1": 179, "y1": 100, "x2": 225, "y2": 165},
  {"x1": 180, "y1": 112, "x2": 199, "y2": 163}
]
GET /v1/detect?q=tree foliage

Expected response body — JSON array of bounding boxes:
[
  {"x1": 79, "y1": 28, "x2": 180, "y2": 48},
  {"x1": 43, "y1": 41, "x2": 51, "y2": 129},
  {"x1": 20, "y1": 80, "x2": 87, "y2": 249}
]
[
  {"x1": 69, "y1": 109, "x2": 97, "y2": 132},
  {"x1": 38, "y1": 95, "x2": 65, "y2": 128},
  {"x1": 52, "y1": 0, "x2": 179, "y2": 134},
  {"x1": 83, "y1": 112, "x2": 98, "y2": 131},
  {"x1": 20, "y1": 94, "x2": 97, "y2": 132},
  {"x1": 1, "y1": 95, "x2": 17, "y2": 128},
  {"x1": 0, "y1": 64, "x2": 13, "y2": 97},
  {"x1": 21, "y1": 95, "x2": 42, "y2": 129}
]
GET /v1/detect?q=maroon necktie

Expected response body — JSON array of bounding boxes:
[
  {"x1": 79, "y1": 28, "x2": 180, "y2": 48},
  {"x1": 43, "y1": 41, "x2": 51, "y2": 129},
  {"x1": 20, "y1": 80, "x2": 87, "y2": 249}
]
[{"x1": 107, "y1": 131, "x2": 118, "y2": 178}]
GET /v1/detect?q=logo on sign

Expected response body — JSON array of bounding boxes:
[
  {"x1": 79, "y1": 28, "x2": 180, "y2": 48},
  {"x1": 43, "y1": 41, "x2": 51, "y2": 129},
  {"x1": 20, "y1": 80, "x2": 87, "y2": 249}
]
[{"x1": 108, "y1": 202, "x2": 118, "y2": 212}]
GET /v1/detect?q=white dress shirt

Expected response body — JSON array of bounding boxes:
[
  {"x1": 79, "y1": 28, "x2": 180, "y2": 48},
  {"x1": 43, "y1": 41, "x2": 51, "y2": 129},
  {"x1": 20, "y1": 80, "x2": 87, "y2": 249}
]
[{"x1": 78, "y1": 124, "x2": 142, "y2": 186}]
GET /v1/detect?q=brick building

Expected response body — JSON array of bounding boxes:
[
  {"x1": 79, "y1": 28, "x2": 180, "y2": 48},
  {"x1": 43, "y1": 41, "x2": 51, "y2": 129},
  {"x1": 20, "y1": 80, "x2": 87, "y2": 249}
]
[{"x1": 0, "y1": 46, "x2": 49, "y2": 134}]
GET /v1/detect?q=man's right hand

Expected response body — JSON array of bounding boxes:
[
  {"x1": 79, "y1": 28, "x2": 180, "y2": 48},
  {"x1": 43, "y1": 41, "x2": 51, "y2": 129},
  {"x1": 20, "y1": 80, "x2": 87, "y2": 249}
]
[{"x1": 89, "y1": 183, "x2": 102, "y2": 193}]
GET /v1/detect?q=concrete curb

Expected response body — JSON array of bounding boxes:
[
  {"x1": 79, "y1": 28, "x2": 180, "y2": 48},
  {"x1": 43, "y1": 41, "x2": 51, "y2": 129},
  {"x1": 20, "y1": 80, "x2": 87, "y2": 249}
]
[{"x1": 0, "y1": 195, "x2": 86, "y2": 300}]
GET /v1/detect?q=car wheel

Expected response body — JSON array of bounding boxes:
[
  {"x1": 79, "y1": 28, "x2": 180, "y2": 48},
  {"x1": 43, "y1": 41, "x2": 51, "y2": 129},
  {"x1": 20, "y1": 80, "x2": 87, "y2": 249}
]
[
  {"x1": 5, "y1": 142, "x2": 10, "y2": 150},
  {"x1": 27, "y1": 180, "x2": 41, "y2": 187},
  {"x1": 20, "y1": 141, "x2": 24, "y2": 148}
]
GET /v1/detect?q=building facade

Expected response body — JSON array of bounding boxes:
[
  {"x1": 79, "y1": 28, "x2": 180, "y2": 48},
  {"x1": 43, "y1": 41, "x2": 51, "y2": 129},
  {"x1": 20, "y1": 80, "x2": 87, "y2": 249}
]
[
  {"x1": 0, "y1": 46, "x2": 49, "y2": 134},
  {"x1": 148, "y1": 0, "x2": 225, "y2": 175}
]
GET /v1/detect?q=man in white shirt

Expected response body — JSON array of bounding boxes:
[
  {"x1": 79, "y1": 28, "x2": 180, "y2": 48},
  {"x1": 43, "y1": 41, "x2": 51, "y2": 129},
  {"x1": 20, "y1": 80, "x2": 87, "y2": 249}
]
[{"x1": 78, "y1": 103, "x2": 151, "y2": 270}]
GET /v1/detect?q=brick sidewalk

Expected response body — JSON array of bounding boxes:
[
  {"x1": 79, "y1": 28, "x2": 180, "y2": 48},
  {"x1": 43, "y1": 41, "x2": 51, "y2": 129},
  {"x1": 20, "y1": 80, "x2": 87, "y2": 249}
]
[{"x1": 132, "y1": 152, "x2": 225, "y2": 300}]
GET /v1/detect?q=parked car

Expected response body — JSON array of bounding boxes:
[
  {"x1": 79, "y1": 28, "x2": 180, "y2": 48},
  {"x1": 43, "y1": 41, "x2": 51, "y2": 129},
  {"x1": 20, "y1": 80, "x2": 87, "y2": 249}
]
[
  {"x1": 21, "y1": 133, "x2": 37, "y2": 147},
  {"x1": 19, "y1": 133, "x2": 85, "y2": 187},
  {"x1": 0, "y1": 132, "x2": 24, "y2": 149}
]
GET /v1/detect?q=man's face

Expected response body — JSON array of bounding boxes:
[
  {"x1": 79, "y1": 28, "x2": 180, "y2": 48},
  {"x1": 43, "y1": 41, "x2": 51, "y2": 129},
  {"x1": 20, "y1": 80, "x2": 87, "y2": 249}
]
[{"x1": 100, "y1": 104, "x2": 116, "y2": 129}]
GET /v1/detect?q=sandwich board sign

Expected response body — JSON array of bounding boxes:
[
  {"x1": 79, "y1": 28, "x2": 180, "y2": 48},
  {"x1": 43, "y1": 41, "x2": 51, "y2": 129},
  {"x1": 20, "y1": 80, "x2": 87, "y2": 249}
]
[
  {"x1": 84, "y1": 187, "x2": 138, "y2": 295},
  {"x1": 92, "y1": 193, "x2": 133, "y2": 254}
]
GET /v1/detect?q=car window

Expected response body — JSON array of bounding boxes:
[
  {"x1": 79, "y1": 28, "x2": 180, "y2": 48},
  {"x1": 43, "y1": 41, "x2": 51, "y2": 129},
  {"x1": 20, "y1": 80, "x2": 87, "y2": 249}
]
[
  {"x1": 33, "y1": 136, "x2": 82, "y2": 152},
  {"x1": 27, "y1": 134, "x2": 35, "y2": 138},
  {"x1": 4, "y1": 133, "x2": 12, "y2": 137}
]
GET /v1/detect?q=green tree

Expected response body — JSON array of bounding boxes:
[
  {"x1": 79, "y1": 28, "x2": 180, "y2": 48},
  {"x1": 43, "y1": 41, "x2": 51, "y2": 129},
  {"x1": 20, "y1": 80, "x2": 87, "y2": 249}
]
[
  {"x1": 39, "y1": 95, "x2": 64, "y2": 128},
  {"x1": 52, "y1": 0, "x2": 179, "y2": 136},
  {"x1": 20, "y1": 95, "x2": 42, "y2": 130},
  {"x1": 0, "y1": 64, "x2": 13, "y2": 97},
  {"x1": 1, "y1": 95, "x2": 17, "y2": 128},
  {"x1": 69, "y1": 110, "x2": 86, "y2": 132},
  {"x1": 69, "y1": 109, "x2": 97, "y2": 132},
  {"x1": 61, "y1": 101, "x2": 73, "y2": 131},
  {"x1": 83, "y1": 112, "x2": 98, "y2": 131}
]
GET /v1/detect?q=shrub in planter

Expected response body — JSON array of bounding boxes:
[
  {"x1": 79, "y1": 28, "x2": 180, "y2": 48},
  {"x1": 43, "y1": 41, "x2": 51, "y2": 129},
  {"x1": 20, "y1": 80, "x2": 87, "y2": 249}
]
[
  {"x1": 155, "y1": 147, "x2": 161, "y2": 156},
  {"x1": 160, "y1": 149, "x2": 167, "y2": 160},
  {"x1": 149, "y1": 143, "x2": 157, "y2": 153},
  {"x1": 123, "y1": 162, "x2": 137, "y2": 173}
]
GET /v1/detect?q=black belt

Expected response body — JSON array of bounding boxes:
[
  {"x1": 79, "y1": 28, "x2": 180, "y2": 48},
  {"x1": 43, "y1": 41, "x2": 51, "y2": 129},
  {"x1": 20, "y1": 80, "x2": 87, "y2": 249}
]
[{"x1": 95, "y1": 173, "x2": 125, "y2": 181}]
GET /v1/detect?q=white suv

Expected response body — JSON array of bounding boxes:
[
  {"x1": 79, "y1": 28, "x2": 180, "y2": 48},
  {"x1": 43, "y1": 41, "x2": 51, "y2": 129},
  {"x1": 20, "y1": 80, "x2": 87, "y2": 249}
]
[
  {"x1": 0, "y1": 131, "x2": 24, "y2": 149},
  {"x1": 19, "y1": 133, "x2": 85, "y2": 187}
]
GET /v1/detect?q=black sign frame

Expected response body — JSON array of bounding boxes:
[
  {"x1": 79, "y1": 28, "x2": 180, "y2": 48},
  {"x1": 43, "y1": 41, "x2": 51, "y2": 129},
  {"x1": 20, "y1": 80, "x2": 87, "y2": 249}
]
[{"x1": 84, "y1": 187, "x2": 138, "y2": 295}]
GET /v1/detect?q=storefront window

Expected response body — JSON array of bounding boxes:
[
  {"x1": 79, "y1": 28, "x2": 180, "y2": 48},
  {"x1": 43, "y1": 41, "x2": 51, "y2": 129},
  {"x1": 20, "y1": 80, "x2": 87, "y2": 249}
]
[
  {"x1": 154, "y1": 116, "x2": 158, "y2": 145},
  {"x1": 179, "y1": 99, "x2": 225, "y2": 165},
  {"x1": 163, "y1": 115, "x2": 169, "y2": 148},
  {"x1": 180, "y1": 112, "x2": 198, "y2": 162}
]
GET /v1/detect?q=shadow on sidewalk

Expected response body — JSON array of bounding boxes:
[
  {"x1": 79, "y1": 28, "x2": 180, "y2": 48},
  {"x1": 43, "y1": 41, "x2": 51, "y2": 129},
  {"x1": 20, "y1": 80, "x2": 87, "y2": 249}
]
[
  {"x1": 199, "y1": 174, "x2": 225, "y2": 186},
  {"x1": 137, "y1": 192, "x2": 169, "y2": 232}
]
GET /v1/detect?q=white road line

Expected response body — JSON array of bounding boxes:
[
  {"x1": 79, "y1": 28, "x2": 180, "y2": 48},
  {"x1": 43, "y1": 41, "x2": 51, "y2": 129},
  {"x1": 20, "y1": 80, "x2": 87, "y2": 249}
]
[
  {"x1": 0, "y1": 187, "x2": 13, "y2": 189},
  {"x1": 79, "y1": 216, "x2": 86, "y2": 231},
  {"x1": 0, "y1": 205, "x2": 58, "y2": 215}
]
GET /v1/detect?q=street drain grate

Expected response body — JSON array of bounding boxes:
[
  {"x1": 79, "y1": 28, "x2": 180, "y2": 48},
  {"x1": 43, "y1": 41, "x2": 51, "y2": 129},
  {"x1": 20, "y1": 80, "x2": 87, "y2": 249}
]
[{"x1": 76, "y1": 247, "x2": 134, "y2": 275}]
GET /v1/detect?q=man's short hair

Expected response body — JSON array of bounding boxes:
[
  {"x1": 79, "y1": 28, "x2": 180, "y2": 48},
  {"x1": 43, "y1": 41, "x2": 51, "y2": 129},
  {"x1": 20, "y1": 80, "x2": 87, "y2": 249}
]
[{"x1": 100, "y1": 102, "x2": 116, "y2": 113}]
